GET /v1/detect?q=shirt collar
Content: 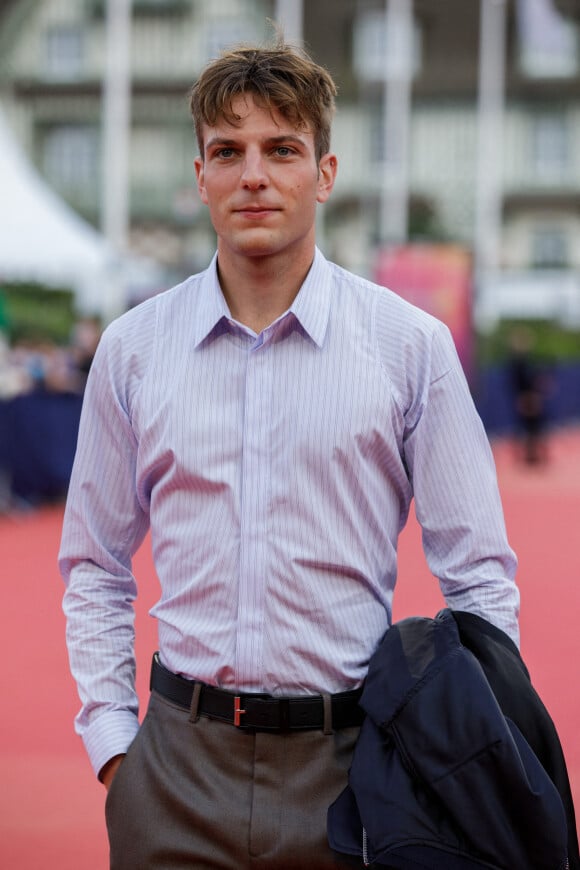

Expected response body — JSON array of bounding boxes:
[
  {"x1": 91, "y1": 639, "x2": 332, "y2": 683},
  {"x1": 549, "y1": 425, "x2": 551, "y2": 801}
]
[
  {"x1": 192, "y1": 252, "x2": 231, "y2": 348},
  {"x1": 288, "y1": 247, "x2": 332, "y2": 348},
  {"x1": 192, "y1": 247, "x2": 333, "y2": 349}
]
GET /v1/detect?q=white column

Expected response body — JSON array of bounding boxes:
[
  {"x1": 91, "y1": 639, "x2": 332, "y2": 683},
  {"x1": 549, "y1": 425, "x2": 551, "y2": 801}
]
[
  {"x1": 474, "y1": 0, "x2": 507, "y2": 293},
  {"x1": 380, "y1": 0, "x2": 413, "y2": 244},
  {"x1": 274, "y1": 0, "x2": 304, "y2": 45},
  {"x1": 101, "y1": 0, "x2": 132, "y2": 319}
]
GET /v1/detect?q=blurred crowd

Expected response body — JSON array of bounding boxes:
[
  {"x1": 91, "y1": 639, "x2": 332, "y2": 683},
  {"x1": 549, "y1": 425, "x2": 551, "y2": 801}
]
[
  {"x1": 0, "y1": 316, "x2": 102, "y2": 513},
  {"x1": 0, "y1": 315, "x2": 102, "y2": 401}
]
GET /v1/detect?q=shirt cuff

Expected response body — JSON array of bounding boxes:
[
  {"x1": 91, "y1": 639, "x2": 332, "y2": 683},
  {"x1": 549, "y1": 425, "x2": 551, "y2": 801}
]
[{"x1": 82, "y1": 710, "x2": 141, "y2": 779}]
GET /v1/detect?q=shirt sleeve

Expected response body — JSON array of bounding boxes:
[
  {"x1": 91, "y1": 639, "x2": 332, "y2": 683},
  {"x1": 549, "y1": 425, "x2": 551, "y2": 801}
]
[
  {"x1": 58, "y1": 315, "x2": 151, "y2": 778},
  {"x1": 402, "y1": 322, "x2": 520, "y2": 646}
]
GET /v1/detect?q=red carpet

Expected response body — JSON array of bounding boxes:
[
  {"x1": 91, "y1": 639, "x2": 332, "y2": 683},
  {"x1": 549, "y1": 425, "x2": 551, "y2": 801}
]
[{"x1": 1, "y1": 427, "x2": 579, "y2": 867}]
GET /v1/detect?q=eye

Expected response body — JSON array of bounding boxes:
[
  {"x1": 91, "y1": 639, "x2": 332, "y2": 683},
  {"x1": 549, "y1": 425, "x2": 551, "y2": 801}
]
[
  {"x1": 216, "y1": 147, "x2": 235, "y2": 159},
  {"x1": 274, "y1": 145, "x2": 294, "y2": 157}
]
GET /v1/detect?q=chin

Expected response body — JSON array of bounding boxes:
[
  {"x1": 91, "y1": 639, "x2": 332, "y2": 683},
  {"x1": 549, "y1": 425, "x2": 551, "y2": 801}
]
[{"x1": 229, "y1": 234, "x2": 286, "y2": 259}]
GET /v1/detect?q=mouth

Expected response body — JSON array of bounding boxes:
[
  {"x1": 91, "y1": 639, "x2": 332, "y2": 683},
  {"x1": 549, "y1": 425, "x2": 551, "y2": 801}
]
[{"x1": 234, "y1": 205, "x2": 280, "y2": 218}]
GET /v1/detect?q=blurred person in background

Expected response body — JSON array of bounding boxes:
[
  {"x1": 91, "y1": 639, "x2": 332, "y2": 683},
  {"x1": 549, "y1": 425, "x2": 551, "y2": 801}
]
[
  {"x1": 507, "y1": 325, "x2": 550, "y2": 465},
  {"x1": 59, "y1": 41, "x2": 520, "y2": 869},
  {"x1": 68, "y1": 315, "x2": 102, "y2": 392}
]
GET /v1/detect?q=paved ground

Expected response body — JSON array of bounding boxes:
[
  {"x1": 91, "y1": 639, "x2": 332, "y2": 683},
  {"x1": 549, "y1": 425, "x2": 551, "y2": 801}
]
[{"x1": 1, "y1": 425, "x2": 578, "y2": 867}]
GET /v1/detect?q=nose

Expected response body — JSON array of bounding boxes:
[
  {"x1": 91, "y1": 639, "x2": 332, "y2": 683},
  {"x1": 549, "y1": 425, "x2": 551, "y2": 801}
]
[{"x1": 240, "y1": 149, "x2": 268, "y2": 189}]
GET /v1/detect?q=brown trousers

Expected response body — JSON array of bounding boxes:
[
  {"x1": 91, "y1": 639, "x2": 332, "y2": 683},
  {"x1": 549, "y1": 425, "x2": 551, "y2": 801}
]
[{"x1": 105, "y1": 689, "x2": 361, "y2": 869}]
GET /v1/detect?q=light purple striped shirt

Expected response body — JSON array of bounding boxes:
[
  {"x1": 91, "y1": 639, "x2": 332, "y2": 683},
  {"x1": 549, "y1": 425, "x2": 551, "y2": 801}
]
[{"x1": 59, "y1": 248, "x2": 518, "y2": 776}]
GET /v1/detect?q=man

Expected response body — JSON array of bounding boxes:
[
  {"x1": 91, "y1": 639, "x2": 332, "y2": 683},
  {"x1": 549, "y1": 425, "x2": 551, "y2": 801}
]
[{"x1": 59, "y1": 41, "x2": 519, "y2": 869}]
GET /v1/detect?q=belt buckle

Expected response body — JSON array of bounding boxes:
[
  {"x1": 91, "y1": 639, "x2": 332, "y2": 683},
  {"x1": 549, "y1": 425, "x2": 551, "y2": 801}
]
[{"x1": 234, "y1": 696, "x2": 246, "y2": 727}]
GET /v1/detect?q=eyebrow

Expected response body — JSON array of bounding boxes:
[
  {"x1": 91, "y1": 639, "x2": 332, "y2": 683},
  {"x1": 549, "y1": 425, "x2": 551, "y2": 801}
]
[{"x1": 205, "y1": 133, "x2": 311, "y2": 151}]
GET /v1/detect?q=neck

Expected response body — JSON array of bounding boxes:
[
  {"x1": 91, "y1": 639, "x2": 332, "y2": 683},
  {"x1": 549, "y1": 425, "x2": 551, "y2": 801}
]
[{"x1": 216, "y1": 245, "x2": 316, "y2": 333}]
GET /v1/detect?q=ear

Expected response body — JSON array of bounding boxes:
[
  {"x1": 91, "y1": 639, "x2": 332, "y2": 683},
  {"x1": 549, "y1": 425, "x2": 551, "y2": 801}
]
[
  {"x1": 317, "y1": 152, "x2": 337, "y2": 204},
  {"x1": 194, "y1": 156, "x2": 208, "y2": 204}
]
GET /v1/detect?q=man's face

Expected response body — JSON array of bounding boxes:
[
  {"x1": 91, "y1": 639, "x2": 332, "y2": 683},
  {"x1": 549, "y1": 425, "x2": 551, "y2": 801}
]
[{"x1": 194, "y1": 94, "x2": 336, "y2": 263}]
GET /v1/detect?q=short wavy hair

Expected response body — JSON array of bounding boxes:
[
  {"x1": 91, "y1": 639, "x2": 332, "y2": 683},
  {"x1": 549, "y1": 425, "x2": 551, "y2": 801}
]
[{"x1": 190, "y1": 42, "x2": 337, "y2": 162}]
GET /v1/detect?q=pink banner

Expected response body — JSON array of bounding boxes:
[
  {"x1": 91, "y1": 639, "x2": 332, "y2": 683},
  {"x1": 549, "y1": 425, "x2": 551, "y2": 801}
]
[{"x1": 374, "y1": 243, "x2": 473, "y2": 378}]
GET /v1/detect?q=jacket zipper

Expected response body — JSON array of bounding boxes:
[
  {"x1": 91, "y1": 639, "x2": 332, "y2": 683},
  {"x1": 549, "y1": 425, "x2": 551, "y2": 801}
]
[{"x1": 362, "y1": 827, "x2": 370, "y2": 866}]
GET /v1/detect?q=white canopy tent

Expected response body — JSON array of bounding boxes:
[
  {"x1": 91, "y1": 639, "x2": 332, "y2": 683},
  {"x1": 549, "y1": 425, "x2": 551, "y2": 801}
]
[{"x1": 0, "y1": 106, "x2": 129, "y2": 318}]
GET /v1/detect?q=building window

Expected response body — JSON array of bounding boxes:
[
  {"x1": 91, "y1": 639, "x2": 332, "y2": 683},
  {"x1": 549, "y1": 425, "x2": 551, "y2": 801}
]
[
  {"x1": 516, "y1": 0, "x2": 578, "y2": 78},
  {"x1": 531, "y1": 113, "x2": 569, "y2": 180},
  {"x1": 132, "y1": 0, "x2": 188, "y2": 11},
  {"x1": 44, "y1": 24, "x2": 85, "y2": 80},
  {"x1": 88, "y1": 0, "x2": 189, "y2": 16},
  {"x1": 42, "y1": 126, "x2": 99, "y2": 193},
  {"x1": 203, "y1": 18, "x2": 259, "y2": 63},
  {"x1": 531, "y1": 225, "x2": 568, "y2": 268}
]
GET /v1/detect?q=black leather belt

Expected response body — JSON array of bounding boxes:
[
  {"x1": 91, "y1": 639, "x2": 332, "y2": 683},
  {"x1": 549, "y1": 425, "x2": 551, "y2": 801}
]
[{"x1": 150, "y1": 653, "x2": 364, "y2": 732}]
